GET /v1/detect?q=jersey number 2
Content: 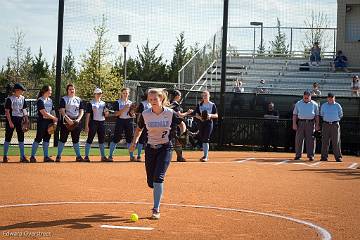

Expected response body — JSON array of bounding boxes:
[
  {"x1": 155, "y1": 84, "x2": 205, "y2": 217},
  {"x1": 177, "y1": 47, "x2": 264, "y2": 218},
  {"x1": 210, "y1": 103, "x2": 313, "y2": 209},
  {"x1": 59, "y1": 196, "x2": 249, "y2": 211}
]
[{"x1": 161, "y1": 131, "x2": 168, "y2": 138}]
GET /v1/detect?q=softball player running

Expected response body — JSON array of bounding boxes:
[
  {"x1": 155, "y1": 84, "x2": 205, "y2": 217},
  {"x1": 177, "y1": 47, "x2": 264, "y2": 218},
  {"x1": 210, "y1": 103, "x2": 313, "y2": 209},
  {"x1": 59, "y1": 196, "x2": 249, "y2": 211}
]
[
  {"x1": 56, "y1": 84, "x2": 84, "y2": 162},
  {"x1": 129, "y1": 88, "x2": 186, "y2": 220},
  {"x1": 195, "y1": 90, "x2": 218, "y2": 162},
  {"x1": 108, "y1": 87, "x2": 135, "y2": 161},
  {"x1": 84, "y1": 88, "x2": 110, "y2": 162},
  {"x1": 169, "y1": 90, "x2": 193, "y2": 162},
  {"x1": 135, "y1": 91, "x2": 151, "y2": 161},
  {"x1": 30, "y1": 85, "x2": 58, "y2": 163},
  {"x1": 3, "y1": 83, "x2": 29, "y2": 163}
]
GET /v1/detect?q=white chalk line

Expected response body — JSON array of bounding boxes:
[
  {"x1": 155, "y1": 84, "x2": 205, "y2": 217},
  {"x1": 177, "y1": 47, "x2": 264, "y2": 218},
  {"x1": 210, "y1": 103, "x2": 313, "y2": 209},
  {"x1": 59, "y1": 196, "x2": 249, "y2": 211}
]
[
  {"x1": 0, "y1": 201, "x2": 331, "y2": 240},
  {"x1": 347, "y1": 163, "x2": 359, "y2": 169},
  {"x1": 101, "y1": 225, "x2": 154, "y2": 231},
  {"x1": 236, "y1": 157, "x2": 255, "y2": 163}
]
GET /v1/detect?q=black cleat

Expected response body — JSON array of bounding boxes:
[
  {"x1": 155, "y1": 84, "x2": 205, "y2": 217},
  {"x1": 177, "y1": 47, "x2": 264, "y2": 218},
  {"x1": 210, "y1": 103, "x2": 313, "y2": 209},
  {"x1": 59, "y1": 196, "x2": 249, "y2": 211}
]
[
  {"x1": 320, "y1": 158, "x2": 328, "y2": 161},
  {"x1": 20, "y1": 156, "x2": 29, "y2": 163},
  {"x1": 3, "y1": 156, "x2": 9, "y2": 163},
  {"x1": 294, "y1": 157, "x2": 301, "y2": 160},
  {"x1": 83, "y1": 156, "x2": 90, "y2": 162},
  {"x1": 75, "y1": 156, "x2": 84, "y2": 162},
  {"x1": 177, "y1": 157, "x2": 187, "y2": 162},
  {"x1": 336, "y1": 158, "x2": 343, "y2": 162},
  {"x1": 44, "y1": 157, "x2": 54, "y2": 162},
  {"x1": 30, "y1": 156, "x2": 37, "y2": 163},
  {"x1": 55, "y1": 156, "x2": 61, "y2": 162},
  {"x1": 308, "y1": 157, "x2": 314, "y2": 161},
  {"x1": 101, "y1": 156, "x2": 112, "y2": 162}
]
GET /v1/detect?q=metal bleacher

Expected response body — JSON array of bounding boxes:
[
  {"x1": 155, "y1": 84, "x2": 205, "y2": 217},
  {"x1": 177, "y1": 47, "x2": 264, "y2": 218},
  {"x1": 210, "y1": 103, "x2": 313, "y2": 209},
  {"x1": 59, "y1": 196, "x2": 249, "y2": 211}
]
[{"x1": 201, "y1": 56, "x2": 359, "y2": 97}]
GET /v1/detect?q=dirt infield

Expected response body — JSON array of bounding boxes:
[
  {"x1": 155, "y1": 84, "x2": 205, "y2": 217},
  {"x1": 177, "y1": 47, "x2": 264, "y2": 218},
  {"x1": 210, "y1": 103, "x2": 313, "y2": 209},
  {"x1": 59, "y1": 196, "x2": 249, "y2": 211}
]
[{"x1": 0, "y1": 151, "x2": 359, "y2": 240}]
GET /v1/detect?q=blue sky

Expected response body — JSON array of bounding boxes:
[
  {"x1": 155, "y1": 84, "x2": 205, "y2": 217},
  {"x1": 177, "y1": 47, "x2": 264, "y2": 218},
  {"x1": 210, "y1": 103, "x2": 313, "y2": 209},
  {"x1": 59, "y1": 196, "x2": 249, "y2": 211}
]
[{"x1": 0, "y1": 0, "x2": 337, "y2": 68}]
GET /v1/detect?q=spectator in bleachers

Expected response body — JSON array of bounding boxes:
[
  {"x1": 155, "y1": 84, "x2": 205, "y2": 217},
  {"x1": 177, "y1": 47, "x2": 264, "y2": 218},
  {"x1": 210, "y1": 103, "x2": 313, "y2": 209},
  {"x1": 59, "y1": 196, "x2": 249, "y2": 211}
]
[
  {"x1": 351, "y1": 75, "x2": 360, "y2": 97},
  {"x1": 311, "y1": 82, "x2": 321, "y2": 96},
  {"x1": 332, "y1": 50, "x2": 350, "y2": 72},
  {"x1": 255, "y1": 79, "x2": 267, "y2": 94},
  {"x1": 309, "y1": 42, "x2": 321, "y2": 66},
  {"x1": 233, "y1": 78, "x2": 244, "y2": 93}
]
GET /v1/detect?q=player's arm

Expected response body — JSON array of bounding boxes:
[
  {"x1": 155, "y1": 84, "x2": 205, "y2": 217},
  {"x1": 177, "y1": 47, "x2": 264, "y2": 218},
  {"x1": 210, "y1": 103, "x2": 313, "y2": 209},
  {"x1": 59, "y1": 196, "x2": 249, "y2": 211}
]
[
  {"x1": 84, "y1": 103, "x2": 92, "y2": 133},
  {"x1": 129, "y1": 114, "x2": 145, "y2": 152},
  {"x1": 314, "y1": 103, "x2": 320, "y2": 131},
  {"x1": 76, "y1": 100, "x2": 84, "y2": 122},
  {"x1": 194, "y1": 104, "x2": 203, "y2": 121},
  {"x1": 38, "y1": 100, "x2": 57, "y2": 122},
  {"x1": 4, "y1": 98, "x2": 14, "y2": 128},
  {"x1": 209, "y1": 105, "x2": 218, "y2": 119},
  {"x1": 59, "y1": 98, "x2": 67, "y2": 118},
  {"x1": 114, "y1": 102, "x2": 130, "y2": 117}
]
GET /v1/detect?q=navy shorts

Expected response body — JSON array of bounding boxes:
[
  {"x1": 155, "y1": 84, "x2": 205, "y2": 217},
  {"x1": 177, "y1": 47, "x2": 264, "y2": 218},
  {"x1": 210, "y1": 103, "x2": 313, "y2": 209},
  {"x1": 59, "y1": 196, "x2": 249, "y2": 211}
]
[
  {"x1": 86, "y1": 120, "x2": 105, "y2": 144},
  {"x1": 198, "y1": 120, "x2": 213, "y2": 143},
  {"x1": 34, "y1": 119, "x2": 52, "y2": 143},
  {"x1": 112, "y1": 118, "x2": 134, "y2": 144},
  {"x1": 5, "y1": 116, "x2": 24, "y2": 142},
  {"x1": 59, "y1": 120, "x2": 82, "y2": 144},
  {"x1": 145, "y1": 143, "x2": 173, "y2": 188}
]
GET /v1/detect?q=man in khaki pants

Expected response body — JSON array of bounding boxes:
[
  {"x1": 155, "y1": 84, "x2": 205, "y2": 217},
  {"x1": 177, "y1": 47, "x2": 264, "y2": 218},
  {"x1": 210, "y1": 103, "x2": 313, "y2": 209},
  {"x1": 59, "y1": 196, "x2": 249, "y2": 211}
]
[
  {"x1": 320, "y1": 93, "x2": 343, "y2": 162},
  {"x1": 292, "y1": 91, "x2": 320, "y2": 161}
]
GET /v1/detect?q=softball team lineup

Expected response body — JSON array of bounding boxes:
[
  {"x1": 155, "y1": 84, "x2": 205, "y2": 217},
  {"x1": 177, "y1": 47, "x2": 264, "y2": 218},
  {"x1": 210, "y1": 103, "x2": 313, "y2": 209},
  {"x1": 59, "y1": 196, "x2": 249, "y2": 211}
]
[{"x1": 2, "y1": 83, "x2": 217, "y2": 219}]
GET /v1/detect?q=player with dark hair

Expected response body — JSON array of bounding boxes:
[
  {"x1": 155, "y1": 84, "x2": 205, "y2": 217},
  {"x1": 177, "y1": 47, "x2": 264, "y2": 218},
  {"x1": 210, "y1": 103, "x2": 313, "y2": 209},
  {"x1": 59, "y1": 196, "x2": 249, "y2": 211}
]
[
  {"x1": 108, "y1": 87, "x2": 135, "y2": 161},
  {"x1": 56, "y1": 83, "x2": 85, "y2": 162},
  {"x1": 129, "y1": 88, "x2": 186, "y2": 220},
  {"x1": 30, "y1": 85, "x2": 58, "y2": 163},
  {"x1": 84, "y1": 88, "x2": 110, "y2": 162},
  {"x1": 195, "y1": 90, "x2": 218, "y2": 162},
  {"x1": 169, "y1": 90, "x2": 193, "y2": 162},
  {"x1": 135, "y1": 90, "x2": 151, "y2": 161},
  {"x1": 3, "y1": 83, "x2": 29, "y2": 163}
]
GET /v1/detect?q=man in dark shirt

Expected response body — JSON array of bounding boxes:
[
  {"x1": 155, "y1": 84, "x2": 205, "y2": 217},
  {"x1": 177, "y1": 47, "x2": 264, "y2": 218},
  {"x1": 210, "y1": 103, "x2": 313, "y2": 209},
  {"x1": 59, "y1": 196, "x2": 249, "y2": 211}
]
[{"x1": 263, "y1": 102, "x2": 279, "y2": 151}]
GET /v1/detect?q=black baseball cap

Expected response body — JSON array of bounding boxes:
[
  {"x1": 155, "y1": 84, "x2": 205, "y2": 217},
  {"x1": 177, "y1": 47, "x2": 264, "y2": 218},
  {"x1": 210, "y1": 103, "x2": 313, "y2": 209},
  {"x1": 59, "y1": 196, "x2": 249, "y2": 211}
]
[
  {"x1": 327, "y1": 92, "x2": 335, "y2": 98},
  {"x1": 303, "y1": 90, "x2": 311, "y2": 96},
  {"x1": 13, "y1": 83, "x2": 26, "y2": 91}
]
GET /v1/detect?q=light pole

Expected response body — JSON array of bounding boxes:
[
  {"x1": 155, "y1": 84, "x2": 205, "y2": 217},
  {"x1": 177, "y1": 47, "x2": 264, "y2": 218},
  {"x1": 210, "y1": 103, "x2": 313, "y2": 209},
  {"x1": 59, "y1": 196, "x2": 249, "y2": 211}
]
[
  {"x1": 250, "y1": 22, "x2": 263, "y2": 53},
  {"x1": 118, "y1": 35, "x2": 131, "y2": 81}
]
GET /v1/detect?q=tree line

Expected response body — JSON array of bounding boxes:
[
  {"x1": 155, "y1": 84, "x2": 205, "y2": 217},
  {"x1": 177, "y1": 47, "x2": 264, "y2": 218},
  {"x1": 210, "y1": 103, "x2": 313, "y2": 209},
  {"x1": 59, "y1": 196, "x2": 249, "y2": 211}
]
[{"x1": 0, "y1": 16, "x2": 198, "y2": 101}]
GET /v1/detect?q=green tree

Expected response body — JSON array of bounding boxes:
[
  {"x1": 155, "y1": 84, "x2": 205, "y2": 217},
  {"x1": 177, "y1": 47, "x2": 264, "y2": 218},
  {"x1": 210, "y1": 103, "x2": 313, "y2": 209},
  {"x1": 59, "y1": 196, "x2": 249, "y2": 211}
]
[
  {"x1": 168, "y1": 32, "x2": 188, "y2": 82},
  {"x1": 20, "y1": 48, "x2": 33, "y2": 82},
  {"x1": 134, "y1": 40, "x2": 168, "y2": 82},
  {"x1": 269, "y1": 18, "x2": 289, "y2": 57},
  {"x1": 30, "y1": 47, "x2": 50, "y2": 86},
  {"x1": 62, "y1": 45, "x2": 77, "y2": 86},
  {"x1": 77, "y1": 16, "x2": 121, "y2": 101}
]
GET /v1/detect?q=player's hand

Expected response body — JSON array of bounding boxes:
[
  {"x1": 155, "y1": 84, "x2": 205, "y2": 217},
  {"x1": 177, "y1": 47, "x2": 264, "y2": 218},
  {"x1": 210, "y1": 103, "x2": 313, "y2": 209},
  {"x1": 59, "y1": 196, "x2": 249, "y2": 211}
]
[
  {"x1": 129, "y1": 142, "x2": 136, "y2": 152},
  {"x1": 53, "y1": 117, "x2": 58, "y2": 123},
  {"x1": 104, "y1": 109, "x2": 110, "y2": 117},
  {"x1": 292, "y1": 124, "x2": 297, "y2": 131},
  {"x1": 186, "y1": 109, "x2": 194, "y2": 115},
  {"x1": 9, "y1": 122, "x2": 15, "y2": 129}
]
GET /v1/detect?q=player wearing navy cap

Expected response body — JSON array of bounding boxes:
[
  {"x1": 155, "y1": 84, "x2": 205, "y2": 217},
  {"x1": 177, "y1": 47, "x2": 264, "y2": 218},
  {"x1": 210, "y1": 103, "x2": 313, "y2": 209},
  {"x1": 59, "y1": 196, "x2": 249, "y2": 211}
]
[
  {"x1": 3, "y1": 83, "x2": 29, "y2": 163},
  {"x1": 84, "y1": 88, "x2": 110, "y2": 162},
  {"x1": 129, "y1": 88, "x2": 186, "y2": 220},
  {"x1": 195, "y1": 90, "x2": 218, "y2": 162},
  {"x1": 30, "y1": 85, "x2": 58, "y2": 163}
]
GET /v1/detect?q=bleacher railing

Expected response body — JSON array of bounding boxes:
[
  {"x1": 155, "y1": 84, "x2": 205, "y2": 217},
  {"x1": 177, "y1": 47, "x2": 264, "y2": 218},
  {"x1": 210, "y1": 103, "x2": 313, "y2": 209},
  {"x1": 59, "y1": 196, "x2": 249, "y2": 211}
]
[{"x1": 227, "y1": 26, "x2": 337, "y2": 59}]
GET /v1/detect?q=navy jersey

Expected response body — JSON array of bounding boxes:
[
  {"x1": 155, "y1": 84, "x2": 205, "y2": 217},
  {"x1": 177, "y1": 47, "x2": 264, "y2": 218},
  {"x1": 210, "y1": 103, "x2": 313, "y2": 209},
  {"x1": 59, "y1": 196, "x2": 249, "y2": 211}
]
[
  {"x1": 60, "y1": 96, "x2": 83, "y2": 118},
  {"x1": 137, "y1": 107, "x2": 182, "y2": 145},
  {"x1": 195, "y1": 101, "x2": 217, "y2": 116},
  {"x1": 5, "y1": 95, "x2": 27, "y2": 117},
  {"x1": 37, "y1": 97, "x2": 54, "y2": 120},
  {"x1": 170, "y1": 100, "x2": 182, "y2": 113},
  {"x1": 114, "y1": 99, "x2": 133, "y2": 119},
  {"x1": 86, "y1": 100, "x2": 106, "y2": 121}
]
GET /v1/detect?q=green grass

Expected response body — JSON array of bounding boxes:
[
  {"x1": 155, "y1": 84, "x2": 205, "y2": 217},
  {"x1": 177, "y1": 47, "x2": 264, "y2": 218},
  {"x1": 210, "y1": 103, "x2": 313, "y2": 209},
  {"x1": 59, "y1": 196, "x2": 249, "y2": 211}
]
[{"x1": 0, "y1": 146, "x2": 130, "y2": 156}]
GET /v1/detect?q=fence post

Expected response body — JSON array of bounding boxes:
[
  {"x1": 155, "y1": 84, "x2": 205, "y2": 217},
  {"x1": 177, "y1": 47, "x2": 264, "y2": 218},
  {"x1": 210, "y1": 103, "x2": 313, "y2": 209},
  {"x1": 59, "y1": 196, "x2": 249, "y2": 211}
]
[{"x1": 290, "y1": 28, "x2": 293, "y2": 55}]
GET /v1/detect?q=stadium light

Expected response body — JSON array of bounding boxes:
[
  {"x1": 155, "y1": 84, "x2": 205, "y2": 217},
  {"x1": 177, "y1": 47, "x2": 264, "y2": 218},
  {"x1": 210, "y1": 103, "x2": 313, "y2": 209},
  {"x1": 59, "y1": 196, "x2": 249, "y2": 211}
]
[
  {"x1": 118, "y1": 35, "x2": 132, "y2": 81},
  {"x1": 250, "y1": 22, "x2": 263, "y2": 52}
]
